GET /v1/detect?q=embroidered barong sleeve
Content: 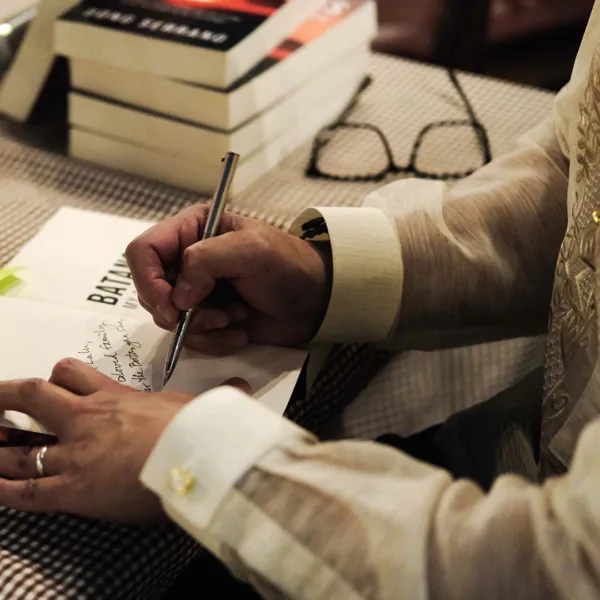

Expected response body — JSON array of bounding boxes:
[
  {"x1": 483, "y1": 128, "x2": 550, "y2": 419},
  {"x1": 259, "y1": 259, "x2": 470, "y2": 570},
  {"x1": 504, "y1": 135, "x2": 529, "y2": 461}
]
[
  {"x1": 287, "y1": 116, "x2": 570, "y2": 348},
  {"x1": 286, "y1": 7, "x2": 600, "y2": 348}
]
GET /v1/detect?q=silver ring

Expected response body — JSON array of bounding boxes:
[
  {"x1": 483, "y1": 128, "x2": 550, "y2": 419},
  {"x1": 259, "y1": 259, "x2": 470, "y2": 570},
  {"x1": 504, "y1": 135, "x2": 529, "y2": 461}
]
[{"x1": 35, "y1": 446, "x2": 48, "y2": 478}]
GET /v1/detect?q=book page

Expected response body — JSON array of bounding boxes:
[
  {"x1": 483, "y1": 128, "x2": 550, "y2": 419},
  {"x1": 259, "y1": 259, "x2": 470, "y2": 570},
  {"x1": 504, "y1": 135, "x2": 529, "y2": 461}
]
[{"x1": 0, "y1": 297, "x2": 307, "y2": 430}]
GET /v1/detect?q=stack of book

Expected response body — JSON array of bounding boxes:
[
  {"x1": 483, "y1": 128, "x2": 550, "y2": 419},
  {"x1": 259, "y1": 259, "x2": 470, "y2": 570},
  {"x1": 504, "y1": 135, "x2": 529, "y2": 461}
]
[
  {"x1": 0, "y1": 1, "x2": 39, "y2": 75},
  {"x1": 1, "y1": 0, "x2": 377, "y2": 195}
]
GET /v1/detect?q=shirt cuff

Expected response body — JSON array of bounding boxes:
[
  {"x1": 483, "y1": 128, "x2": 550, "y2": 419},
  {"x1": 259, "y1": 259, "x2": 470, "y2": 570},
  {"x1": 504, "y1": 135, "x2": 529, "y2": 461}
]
[
  {"x1": 289, "y1": 206, "x2": 403, "y2": 343},
  {"x1": 140, "y1": 386, "x2": 306, "y2": 530}
]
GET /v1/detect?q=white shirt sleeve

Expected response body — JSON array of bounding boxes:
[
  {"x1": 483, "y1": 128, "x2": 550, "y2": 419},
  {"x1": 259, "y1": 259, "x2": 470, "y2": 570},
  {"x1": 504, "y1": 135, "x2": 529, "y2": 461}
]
[{"x1": 140, "y1": 386, "x2": 312, "y2": 530}]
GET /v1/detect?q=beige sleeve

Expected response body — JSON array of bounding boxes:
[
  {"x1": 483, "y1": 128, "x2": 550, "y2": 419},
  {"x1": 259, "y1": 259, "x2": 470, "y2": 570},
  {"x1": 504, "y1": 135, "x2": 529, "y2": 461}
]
[
  {"x1": 286, "y1": 1, "x2": 600, "y2": 349},
  {"x1": 289, "y1": 116, "x2": 569, "y2": 346},
  {"x1": 141, "y1": 387, "x2": 600, "y2": 600}
]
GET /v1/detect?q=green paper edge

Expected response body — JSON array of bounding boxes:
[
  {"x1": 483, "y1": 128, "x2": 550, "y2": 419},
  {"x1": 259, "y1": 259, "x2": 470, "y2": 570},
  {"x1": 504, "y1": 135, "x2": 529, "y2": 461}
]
[{"x1": 0, "y1": 267, "x2": 24, "y2": 295}]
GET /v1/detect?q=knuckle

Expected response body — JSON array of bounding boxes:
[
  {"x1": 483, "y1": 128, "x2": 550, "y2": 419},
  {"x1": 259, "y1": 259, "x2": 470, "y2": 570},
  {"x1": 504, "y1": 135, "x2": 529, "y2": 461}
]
[
  {"x1": 181, "y1": 245, "x2": 200, "y2": 276},
  {"x1": 64, "y1": 395, "x2": 82, "y2": 415},
  {"x1": 247, "y1": 228, "x2": 270, "y2": 254},
  {"x1": 87, "y1": 390, "x2": 109, "y2": 406},
  {"x1": 20, "y1": 478, "x2": 38, "y2": 502},
  {"x1": 23, "y1": 378, "x2": 47, "y2": 396},
  {"x1": 229, "y1": 213, "x2": 245, "y2": 232},
  {"x1": 64, "y1": 453, "x2": 85, "y2": 474},
  {"x1": 124, "y1": 236, "x2": 144, "y2": 264},
  {"x1": 16, "y1": 453, "x2": 31, "y2": 473},
  {"x1": 124, "y1": 239, "x2": 137, "y2": 261},
  {"x1": 183, "y1": 203, "x2": 208, "y2": 218}
]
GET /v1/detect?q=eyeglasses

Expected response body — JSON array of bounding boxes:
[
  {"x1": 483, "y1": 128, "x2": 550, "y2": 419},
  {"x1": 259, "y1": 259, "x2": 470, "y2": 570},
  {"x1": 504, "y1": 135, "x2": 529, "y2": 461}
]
[{"x1": 305, "y1": 69, "x2": 492, "y2": 183}]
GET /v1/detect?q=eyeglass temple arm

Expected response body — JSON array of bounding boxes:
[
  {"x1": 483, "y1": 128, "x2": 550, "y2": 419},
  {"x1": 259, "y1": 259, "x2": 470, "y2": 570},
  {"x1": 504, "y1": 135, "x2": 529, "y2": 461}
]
[{"x1": 432, "y1": 0, "x2": 492, "y2": 71}]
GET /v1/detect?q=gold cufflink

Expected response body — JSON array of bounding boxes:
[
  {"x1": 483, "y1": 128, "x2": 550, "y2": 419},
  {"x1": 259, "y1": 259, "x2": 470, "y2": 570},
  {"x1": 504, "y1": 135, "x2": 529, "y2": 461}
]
[
  {"x1": 593, "y1": 210, "x2": 600, "y2": 224},
  {"x1": 168, "y1": 467, "x2": 196, "y2": 496}
]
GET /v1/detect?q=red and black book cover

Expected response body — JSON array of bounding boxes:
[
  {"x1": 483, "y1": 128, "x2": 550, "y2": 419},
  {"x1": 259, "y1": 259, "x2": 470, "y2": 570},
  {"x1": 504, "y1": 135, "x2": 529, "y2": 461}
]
[
  {"x1": 60, "y1": 0, "x2": 292, "y2": 51},
  {"x1": 231, "y1": 0, "x2": 367, "y2": 89}
]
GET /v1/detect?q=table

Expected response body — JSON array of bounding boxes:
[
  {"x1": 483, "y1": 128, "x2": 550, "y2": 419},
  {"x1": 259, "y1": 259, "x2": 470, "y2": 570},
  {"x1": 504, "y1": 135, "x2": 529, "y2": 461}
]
[{"x1": 0, "y1": 53, "x2": 555, "y2": 599}]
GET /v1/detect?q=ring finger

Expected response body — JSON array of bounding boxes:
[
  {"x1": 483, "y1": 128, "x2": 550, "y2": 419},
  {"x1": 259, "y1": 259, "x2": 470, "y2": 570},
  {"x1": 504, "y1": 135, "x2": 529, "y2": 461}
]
[{"x1": 0, "y1": 445, "x2": 61, "y2": 480}]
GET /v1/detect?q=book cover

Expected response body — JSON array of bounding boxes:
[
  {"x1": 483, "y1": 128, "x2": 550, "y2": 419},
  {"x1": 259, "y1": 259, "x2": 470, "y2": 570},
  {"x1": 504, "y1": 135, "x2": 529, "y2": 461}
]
[
  {"x1": 231, "y1": 0, "x2": 369, "y2": 88},
  {"x1": 5, "y1": 207, "x2": 153, "y2": 321},
  {"x1": 59, "y1": 0, "x2": 292, "y2": 51}
]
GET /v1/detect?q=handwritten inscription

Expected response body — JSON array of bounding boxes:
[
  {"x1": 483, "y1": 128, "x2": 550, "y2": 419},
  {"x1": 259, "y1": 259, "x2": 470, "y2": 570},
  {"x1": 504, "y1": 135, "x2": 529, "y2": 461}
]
[
  {"x1": 105, "y1": 352, "x2": 126, "y2": 383},
  {"x1": 76, "y1": 318, "x2": 152, "y2": 392},
  {"x1": 77, "y1": 342, "x2": 96, "y2": 367}
]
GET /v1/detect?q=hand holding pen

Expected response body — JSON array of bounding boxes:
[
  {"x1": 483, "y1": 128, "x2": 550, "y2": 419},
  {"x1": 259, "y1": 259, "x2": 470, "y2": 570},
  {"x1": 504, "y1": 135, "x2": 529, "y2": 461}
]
[{"x1": 126, "y1": 171, "x2": 332, "y2": 371}]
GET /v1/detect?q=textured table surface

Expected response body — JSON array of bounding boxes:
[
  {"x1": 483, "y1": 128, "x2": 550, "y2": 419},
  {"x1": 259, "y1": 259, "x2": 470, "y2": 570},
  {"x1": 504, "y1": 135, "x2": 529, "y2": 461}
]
[{"x1": 0, "y1": 53, "x2": 555, "y2": 265}]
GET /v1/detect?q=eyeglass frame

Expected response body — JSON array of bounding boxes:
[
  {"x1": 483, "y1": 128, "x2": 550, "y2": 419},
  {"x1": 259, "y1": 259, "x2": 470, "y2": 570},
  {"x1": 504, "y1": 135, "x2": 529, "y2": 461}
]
[{"x1": 305, "y1": 69, "x2": 493, "y2": 184}]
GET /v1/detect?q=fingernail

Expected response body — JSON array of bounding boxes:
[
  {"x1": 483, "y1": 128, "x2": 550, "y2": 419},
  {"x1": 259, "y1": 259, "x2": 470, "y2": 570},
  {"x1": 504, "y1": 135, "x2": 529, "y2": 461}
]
[
  {"x1": 176, "y1": 278, "x2": 192, "y2": 292},
  {"x1": 158, "y1": 305, "x2": 176, "y2": 323},
  {"x1": 173, "y1": 278, "x2": 193, "y2": 309}
]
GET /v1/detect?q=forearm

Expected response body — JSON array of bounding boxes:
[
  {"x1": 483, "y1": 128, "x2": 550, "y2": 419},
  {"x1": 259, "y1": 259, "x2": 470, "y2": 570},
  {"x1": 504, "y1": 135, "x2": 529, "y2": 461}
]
[
  {"x1": 397, "y1": 119, "x2": 568, "y2": 334},
  {"x1": 293, "y1": 119, "x2": 569, "y2": 346}
]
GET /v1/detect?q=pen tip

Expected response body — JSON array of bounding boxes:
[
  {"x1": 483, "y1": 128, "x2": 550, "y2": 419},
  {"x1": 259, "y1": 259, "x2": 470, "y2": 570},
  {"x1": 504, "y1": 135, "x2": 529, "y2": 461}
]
[{"x1": 163, "y1": 370, "x2": 172, "y2": 387}]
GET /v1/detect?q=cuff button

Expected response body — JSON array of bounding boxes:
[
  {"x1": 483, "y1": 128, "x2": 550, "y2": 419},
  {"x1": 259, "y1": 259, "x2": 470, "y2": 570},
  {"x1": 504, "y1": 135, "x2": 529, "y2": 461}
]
[{"x1": 168, "y1": 467, "x2": 196, "y2": 496}]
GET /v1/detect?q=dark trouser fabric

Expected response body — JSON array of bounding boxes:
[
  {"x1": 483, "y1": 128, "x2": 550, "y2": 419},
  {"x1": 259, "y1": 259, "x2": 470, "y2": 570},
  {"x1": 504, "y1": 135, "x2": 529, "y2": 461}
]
[{"x1": 382, "y1": 367, "x2": 543, "y2": 491}]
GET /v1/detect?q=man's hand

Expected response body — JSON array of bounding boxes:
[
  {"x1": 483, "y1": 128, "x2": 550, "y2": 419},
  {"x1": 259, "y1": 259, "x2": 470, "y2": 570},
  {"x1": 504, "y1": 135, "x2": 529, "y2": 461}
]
[
  {"x1": 0, "y1": 359, "x2": 250, "y2": 522},
  {"x1": 125, "y1": 205, "x2": 331, "y2": 354}
]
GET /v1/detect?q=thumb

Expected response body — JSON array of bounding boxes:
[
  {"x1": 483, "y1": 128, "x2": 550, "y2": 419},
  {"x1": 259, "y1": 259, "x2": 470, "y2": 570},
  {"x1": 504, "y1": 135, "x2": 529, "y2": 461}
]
[{"x1": 172, "y1": 231, "x2": 257, "y2": 310}]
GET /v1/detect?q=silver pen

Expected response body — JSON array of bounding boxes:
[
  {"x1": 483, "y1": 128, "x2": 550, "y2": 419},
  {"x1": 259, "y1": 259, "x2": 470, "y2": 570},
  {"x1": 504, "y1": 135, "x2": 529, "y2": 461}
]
[{"x1": 163, "y1": 152, "x2": 240, "y2": 385}]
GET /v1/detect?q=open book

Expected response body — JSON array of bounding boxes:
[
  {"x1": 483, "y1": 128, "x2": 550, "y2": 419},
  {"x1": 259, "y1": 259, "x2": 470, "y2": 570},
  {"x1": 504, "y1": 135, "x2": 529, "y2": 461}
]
[{"x1": 0, "y1": 207, "x2": 307, "y2": 432}]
